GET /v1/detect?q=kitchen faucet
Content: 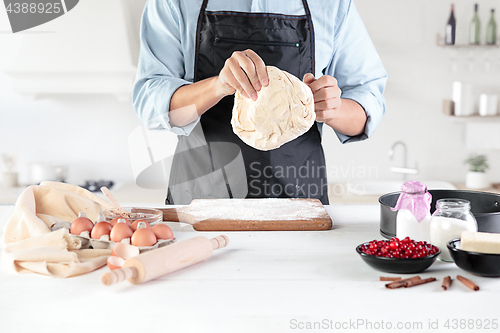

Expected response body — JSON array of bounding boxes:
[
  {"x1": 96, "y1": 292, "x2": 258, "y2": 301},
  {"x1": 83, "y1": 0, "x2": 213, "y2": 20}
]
[{"x1": 388, "y1": 141, "x2": 418, "y2": 181}]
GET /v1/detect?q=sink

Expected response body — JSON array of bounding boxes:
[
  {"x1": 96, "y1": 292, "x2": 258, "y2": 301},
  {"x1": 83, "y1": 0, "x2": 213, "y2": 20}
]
[{"x1": 347, "y1": 180, "x2": 457, "y2": 196}]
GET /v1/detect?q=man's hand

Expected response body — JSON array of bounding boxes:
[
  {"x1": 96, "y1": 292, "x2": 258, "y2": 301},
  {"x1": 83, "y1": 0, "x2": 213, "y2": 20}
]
[
  {"x1": 303, "y1": 73, "x2": 342, "y2": 123},
  {"x1": 216, "y1": 49, "x2": 269, "y2": 101},
  {"x1": 303, "y1": 73, "x2": 366, "y2": 136}
]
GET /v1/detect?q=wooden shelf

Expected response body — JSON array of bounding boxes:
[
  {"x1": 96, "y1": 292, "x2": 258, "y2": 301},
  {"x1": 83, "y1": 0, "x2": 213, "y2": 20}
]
[
  {"x1": 438, "y1": 43, "x2": 499, "y2": 49},
  {"x1": 436, "y1": 34, "x2": 499, "y2": 48},
  {"x1": 446, "y1": 115, "x2": 500, "y2": 122}
]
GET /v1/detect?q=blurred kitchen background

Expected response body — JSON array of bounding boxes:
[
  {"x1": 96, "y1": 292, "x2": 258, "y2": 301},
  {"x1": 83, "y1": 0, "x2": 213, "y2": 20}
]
[{"x1": 0, "y1": 0, "x2": 499, "y2": 204}]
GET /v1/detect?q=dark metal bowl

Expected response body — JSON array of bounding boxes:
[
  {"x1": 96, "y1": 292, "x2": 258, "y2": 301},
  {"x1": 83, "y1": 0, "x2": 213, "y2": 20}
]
[
  {"x1": 379, "y1": 190, "x2": 500, "y2": 239},
  {"x1": 356, "y1": 242, "x2": 440, "y2": 274},
  {"x1": 448, "y1": 239, "x2": 500, "y2": 277}
]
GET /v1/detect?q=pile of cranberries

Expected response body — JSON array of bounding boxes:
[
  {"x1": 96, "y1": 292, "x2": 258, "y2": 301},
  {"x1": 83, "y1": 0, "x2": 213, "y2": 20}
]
[{"x1": 360, "y1": 237, "x2": 439, "y2": 258}]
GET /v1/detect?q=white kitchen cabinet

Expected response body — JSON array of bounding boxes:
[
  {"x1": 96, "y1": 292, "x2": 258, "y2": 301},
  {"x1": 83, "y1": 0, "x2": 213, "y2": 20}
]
[{"x1": 2, "y1": 0, "x2": 137, "y2": 102}]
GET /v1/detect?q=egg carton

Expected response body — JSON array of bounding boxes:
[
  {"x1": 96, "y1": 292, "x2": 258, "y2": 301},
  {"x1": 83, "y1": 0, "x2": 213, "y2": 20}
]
[
  {"x1": 76, "y1": 233, "x2": 175, "y2": 252},
  {"x1": 51, "y1": 222, "x2": 175, "y2": 252}
]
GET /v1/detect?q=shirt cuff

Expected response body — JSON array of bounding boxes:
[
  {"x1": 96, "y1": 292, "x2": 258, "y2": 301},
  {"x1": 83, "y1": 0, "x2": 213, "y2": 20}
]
[
  {"x1": 334, "y1": 89, "x2": 385, "y2": 144},
  {"x1": 148, "y1": 78, "x2": 200, "y2": 136}
]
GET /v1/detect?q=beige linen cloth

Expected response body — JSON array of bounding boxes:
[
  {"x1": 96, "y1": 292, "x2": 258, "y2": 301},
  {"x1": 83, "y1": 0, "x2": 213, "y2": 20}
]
[{"x1": 2, "y1": 181, "x2": 114, "y2": 278}]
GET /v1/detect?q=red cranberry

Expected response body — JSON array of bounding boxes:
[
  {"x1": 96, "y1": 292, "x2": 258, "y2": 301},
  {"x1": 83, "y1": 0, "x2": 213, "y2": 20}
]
[{"x1": 361, "y1": 237, "x2": 440, "y2": 258}]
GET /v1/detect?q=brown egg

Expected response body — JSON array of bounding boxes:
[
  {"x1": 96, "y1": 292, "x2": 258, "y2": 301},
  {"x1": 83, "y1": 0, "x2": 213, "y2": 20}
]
[
  {"x1": 110, "y1": 217, "x2": 131, "y2": 227},
  {"x1": 131, "y1": 228, "x2": 157, "y2": 247},
  {"x1": 70, "y1": 215, "x2": 94, "y2": 235},
  {"x1": 90, "y1": 221, "x2": 112, "y2": 239},
  {"x1": 130, "y1": 219, "x2": 152, "y2": 231},
  {"x1": 110, "y1": 220, "x2": 134, "y2": 242},
  {"x1": 152, "y1": 224, "x2": 174, "y2": 240}
]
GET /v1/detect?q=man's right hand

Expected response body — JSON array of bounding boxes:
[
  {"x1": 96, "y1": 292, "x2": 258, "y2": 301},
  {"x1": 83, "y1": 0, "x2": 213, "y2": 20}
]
[{"x1": 216, "y1": 49, "x2": 269, "y2": 101}]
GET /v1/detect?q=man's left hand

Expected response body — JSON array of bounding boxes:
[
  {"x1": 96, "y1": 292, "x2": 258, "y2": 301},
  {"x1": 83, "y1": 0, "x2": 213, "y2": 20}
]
[{"x1": 303, "y1": 73, "x2": 342, "y2": 123}]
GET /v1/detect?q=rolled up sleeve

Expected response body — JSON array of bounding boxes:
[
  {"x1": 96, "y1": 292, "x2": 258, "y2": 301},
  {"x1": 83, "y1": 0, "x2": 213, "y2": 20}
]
[
  {"x1": 132, "y1": 0, "x2": 200, "y2": 136},
  {"x1": 325, "y1": 0, "x2": 387, "y2": 144}
]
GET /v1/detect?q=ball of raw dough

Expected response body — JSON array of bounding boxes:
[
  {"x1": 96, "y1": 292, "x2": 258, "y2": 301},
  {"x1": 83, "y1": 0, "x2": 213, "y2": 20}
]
[{"x1": 231, "y1": 66, "x2": 315, "y2": 151}]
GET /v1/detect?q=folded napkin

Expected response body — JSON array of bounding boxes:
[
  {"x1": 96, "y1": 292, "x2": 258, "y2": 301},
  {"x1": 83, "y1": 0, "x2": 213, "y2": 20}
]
[{"x1": 2, "y1": 181, "x2": 114, "y2": 278}]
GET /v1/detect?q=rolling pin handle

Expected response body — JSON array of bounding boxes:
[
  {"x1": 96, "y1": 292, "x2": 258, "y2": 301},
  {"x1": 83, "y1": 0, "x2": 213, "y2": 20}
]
[
  {"x1": 101, "y1": 267, "x2": 137, "y2": 286},
  {"x1": 210, "y1": 235, "x2": 229, "y2": 250}
]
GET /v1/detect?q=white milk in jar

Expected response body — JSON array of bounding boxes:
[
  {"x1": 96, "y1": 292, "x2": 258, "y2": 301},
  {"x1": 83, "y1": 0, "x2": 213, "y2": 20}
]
[
  {"x1": 429, "y1": 199, "x2": 477, "y2": 262},
  {"x1": 397, "y1": 209, "x2": 431, "y2": 242},
  {"x1": 391, "y1": 181, "x2": 432, "y2": 242}
]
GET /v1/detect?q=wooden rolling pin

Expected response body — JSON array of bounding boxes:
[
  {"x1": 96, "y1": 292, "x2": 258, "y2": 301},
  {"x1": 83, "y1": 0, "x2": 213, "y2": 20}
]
[{"x1": 101, "y1": 235, "x2": 229, "y2": 286}]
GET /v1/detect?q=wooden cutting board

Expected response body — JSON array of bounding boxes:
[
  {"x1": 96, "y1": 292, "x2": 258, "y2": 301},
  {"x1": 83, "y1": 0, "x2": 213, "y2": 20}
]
[{"x1": 158, "y1": 198, "x2": 332, "y2": 231}]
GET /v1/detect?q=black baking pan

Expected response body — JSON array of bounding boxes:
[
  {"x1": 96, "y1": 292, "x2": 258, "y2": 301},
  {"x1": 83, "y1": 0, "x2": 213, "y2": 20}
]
[{"x1": 379, "y1": 190, "x2": 500, "y2": 239}]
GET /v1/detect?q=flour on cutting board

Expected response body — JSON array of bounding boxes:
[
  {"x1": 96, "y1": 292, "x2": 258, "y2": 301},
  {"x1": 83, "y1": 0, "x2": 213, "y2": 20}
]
[{"x1": 186, "y1": 198, "x2": 327, "y2": 221}]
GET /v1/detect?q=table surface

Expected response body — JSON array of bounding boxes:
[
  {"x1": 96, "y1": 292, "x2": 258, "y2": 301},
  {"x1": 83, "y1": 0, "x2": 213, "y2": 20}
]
[{"x1": 1, "y1": 204, "x2": 499, "y2": 333}]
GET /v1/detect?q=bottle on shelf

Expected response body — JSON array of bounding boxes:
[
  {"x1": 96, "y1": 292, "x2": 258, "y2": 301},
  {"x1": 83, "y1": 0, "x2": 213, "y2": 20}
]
[
  {"x1": 486, "y1": 9, "x2": 497, "y2": 45},
  {"x1": 445, "y1": 4, "x2": 456, "y2": 45},
  {"x1": 469, "y1": 3, "x2": 481, "y2": 44}
]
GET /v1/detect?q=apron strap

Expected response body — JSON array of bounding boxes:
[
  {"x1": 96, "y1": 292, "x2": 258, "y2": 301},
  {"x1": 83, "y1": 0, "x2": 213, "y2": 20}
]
[
  {"x1": 194, "y1": 0, "x2": 210, "y2": 81},
  {"x1": 301, "y1": 0, "x2": 315, "y2": 73}
]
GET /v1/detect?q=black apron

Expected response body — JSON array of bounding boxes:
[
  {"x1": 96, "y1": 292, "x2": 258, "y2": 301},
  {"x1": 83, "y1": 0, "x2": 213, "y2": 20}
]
[{"x1": 166, "y1": 0, "x2": 329, "y2": 205}]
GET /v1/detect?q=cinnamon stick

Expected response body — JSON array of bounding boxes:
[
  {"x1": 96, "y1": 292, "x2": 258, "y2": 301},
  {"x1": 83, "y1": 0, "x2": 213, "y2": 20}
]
[
  {"x1": 380, "y1": 276, "x2": 402, "y2": 282},
  {"x1": 457, "y1": 275, "x2": 479, "y2": 291},
  {"x1": 385, "y1": 276, "x2": 421, "y2": 289},
  {"x1": 404, "y1": 277, "x2": 437, "y2": 288},
  {"x1": 442, "y1": 276, "x2": 452, "y2": 290}
]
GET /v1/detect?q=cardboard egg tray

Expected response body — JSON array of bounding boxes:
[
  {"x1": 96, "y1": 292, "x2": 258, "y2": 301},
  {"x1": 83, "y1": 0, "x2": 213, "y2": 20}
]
[
  {"x1": 51, "y1": 221, "x2": 175, "y2": 252},
  {"x1": 76, "y1": 234, "x2": 175, "y2": 252}
]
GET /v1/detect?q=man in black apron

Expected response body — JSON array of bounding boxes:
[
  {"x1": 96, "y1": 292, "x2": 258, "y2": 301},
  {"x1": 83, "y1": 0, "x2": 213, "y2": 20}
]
[{"x1": 166, "y1": 0, "x2": 332, "y2": 205}]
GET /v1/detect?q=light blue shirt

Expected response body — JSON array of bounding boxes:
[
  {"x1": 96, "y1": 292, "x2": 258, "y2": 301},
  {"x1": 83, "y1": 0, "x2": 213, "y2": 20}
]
[{"x1": 133, "y1": 0, "x2": 387, "y2": 143}]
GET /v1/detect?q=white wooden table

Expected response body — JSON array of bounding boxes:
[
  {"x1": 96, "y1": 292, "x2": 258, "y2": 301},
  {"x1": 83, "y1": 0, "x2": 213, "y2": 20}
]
[{"x1": 1, "y1": 204, "x2": 499, "y2": 333}]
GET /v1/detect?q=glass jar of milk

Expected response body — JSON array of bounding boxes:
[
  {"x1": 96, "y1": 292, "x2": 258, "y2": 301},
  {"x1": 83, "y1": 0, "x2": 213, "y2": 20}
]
[
  {"x1": 429, "y1": 199, "x2": 477, "y2": 262},
  {"x1": 391, "y1": 181, "x2": 432, "y2": 242}
]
